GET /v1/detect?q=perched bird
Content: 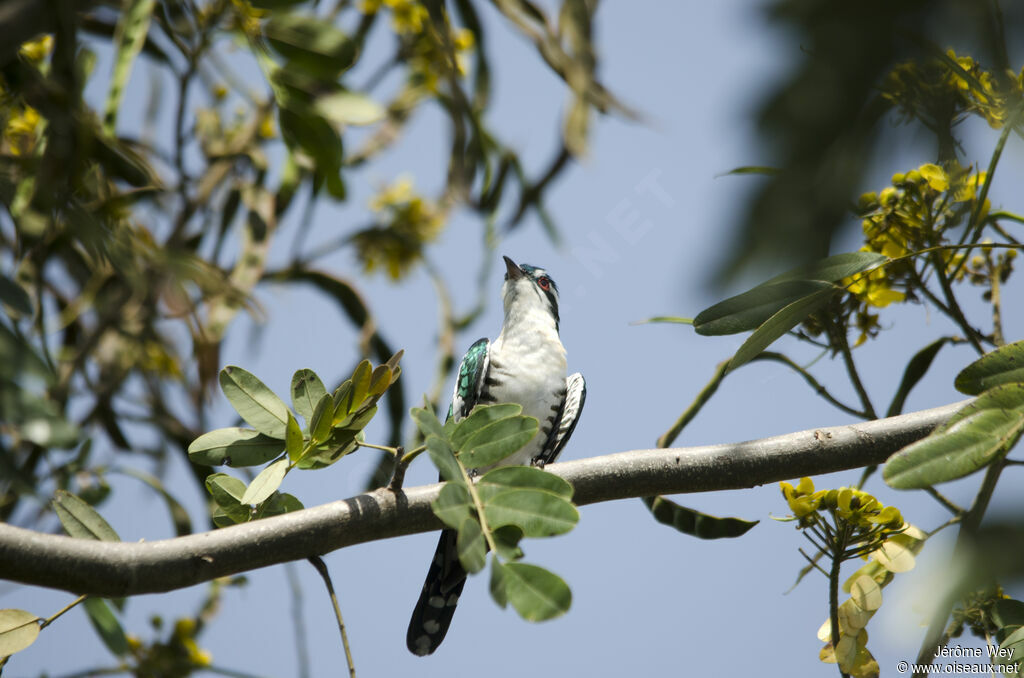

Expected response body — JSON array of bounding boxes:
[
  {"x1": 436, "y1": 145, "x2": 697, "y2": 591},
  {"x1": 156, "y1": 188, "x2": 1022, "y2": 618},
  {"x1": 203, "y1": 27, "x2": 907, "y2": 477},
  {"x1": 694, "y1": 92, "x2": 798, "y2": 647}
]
[{"x1": 406, "y1": 255, "x2": 587, "y2": 656}]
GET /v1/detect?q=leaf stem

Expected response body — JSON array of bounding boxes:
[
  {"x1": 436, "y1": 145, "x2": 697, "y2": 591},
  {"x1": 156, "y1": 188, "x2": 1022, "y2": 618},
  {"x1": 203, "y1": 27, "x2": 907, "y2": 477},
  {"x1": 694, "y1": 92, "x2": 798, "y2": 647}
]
[
  {"x1": 923, "y1": 487, "x2": 964, "y2": 516},
  {"x1": 308, "y1": 556, "x2": 356, "y2": 678},
  {"x1": 988, "y1": 252, "x2": 1005, "y2": 347},
  {"x1": 657, "y1": 360, "x2": 729, "y2": 448},
  {"x1": 929, "y1": 250, "x2": 985, "y2": 353},
  {"x1": 829, "y1": 526, "x2": 850, "y2": 678},
  {"x1": 459, "y1": 460, "x2": 500, "y2": 556},
  {"x1": 40, "y1": 593, "x2": 89, "y2": 629},
  {"x1": 754, "y1": 352, "x2": 868, "y2": 419},
  {"x1": 825, "y1": 315, "x2": 876, "y2": 420}
]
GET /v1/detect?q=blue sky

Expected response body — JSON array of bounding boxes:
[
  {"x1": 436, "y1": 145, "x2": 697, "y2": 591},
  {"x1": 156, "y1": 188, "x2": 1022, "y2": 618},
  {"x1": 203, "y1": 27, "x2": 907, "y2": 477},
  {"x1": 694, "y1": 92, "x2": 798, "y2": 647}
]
[{"x1": 5, "y1": 2, "x2": 1024, "y2": 677}]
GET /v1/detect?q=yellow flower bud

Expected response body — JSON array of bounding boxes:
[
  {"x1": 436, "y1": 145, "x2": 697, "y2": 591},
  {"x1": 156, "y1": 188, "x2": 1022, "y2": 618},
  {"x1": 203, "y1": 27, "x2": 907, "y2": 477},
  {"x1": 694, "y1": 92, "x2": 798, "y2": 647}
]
[{"x1": 918, "y1": 163, "x2": 949, "y2": 191}]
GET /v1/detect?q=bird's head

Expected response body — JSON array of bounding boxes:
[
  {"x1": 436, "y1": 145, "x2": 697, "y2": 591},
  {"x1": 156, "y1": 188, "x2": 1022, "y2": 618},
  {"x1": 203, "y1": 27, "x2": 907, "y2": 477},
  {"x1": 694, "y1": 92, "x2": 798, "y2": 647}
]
[{"x1": 501, "y1": 255, "x2": 560, "y2": 332}]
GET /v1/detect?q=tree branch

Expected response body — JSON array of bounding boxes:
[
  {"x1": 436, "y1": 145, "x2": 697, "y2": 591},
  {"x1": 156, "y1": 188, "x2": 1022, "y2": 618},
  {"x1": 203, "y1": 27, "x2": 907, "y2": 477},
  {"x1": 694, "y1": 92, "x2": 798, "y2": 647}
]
[{"x1": 0, "y1": 401, "x2": 966, "y2": 597}]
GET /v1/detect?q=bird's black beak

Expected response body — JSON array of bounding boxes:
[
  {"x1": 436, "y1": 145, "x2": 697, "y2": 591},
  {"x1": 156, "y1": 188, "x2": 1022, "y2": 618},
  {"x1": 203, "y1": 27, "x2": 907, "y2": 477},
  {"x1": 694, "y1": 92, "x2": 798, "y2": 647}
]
[{"x1": 503, "y1": 256, "x2": 524, "y2": 280}]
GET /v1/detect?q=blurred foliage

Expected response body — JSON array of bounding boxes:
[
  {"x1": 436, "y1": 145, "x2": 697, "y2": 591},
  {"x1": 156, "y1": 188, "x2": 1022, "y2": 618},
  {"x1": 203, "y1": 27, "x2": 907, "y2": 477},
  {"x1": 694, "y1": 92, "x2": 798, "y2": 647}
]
[
  {"x1": 650, "y1": 2, "x2": 1024, "y2": 673},
  {"x1": 726, "y1": 0, "x2": 1024, "y2": 279},
  {"x1": 0, "y1": 0, "x2": 620, "y2": 672}
]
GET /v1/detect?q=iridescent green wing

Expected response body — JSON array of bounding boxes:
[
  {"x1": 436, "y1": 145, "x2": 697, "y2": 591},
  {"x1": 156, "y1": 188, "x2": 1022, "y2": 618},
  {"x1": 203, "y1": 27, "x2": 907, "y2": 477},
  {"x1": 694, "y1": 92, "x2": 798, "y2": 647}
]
[{"x1": 447, "y1": 338, "x2": 489, "y2": 422}]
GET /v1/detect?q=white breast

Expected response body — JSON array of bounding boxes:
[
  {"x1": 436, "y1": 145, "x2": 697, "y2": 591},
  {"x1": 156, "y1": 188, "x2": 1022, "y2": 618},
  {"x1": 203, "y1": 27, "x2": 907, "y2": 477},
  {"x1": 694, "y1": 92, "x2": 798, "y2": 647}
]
[{"x1": 486, "y1": 308, "x2": 567, "y2": 466}]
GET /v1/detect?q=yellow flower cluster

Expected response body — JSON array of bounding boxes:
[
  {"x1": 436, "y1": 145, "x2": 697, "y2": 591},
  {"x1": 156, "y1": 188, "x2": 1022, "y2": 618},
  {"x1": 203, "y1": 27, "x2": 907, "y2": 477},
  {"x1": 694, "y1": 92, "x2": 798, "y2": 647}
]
[
  {"x1": 946, "y1": 49, "x2": 1024, "y2": 129},
  {"x1": 126, "y1": 617, "x2": 213, "y2": 674},
  {"x1": 780, "y1": 477, "x2": 903, "y2": 531},
  {"x1": 361, "y1": 0, "x2": 430, "y2": 35},
  {"x1": 354, "y1": 175, "x2": 445, "y2": 279},
  {"x1": 227, "y1": 0, "x2": 266, "y2": 36},
  {"x1": 362, "y1": 0, "x2": 474, "y2": 93},
  {"x1": 882, "y1": 50, "x2": 1023, "y2": 130},
  {"x1": 409, "y1": 25, "x2": 474, "y2": 93},
  {"x1": 838, "y1": 162, "x2": 992, "y2": 345},
  {"x1": 783, "y1": 477, "x2": 924, "y2": 678},
  {"x1": 2, "y1": 104, "x2": 42, "y2": 157},
  {"x1": 19, "y1": 35, "x2": 53, "y2": 63},
  {"x1": 1, "y1": 37, "x2": 53, "y2": 158}
]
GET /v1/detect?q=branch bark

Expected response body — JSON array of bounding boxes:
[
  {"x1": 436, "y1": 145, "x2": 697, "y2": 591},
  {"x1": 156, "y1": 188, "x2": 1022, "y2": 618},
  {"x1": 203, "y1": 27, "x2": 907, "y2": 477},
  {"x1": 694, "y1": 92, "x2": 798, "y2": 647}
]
[{"x1": 0, "y1": 401, "x2": 966, "y2": 596}]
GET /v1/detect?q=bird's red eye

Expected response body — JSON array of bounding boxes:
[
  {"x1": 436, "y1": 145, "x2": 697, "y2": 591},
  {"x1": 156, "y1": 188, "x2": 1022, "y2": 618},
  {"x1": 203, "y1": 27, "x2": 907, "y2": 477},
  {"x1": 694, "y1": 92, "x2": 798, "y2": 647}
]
[{"x1": 537, "y1": 276, "x2": 551, "y2": 290}]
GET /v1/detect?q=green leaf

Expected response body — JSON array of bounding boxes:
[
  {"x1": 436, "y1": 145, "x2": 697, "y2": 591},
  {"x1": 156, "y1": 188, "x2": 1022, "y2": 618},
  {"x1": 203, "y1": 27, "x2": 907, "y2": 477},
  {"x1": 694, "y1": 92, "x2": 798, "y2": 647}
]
[
  {"x1": 478, "y1": 466, "x2": 574, "y2": 500},
  {"x1": 992, "y1": 599, "x2": 1024, "y2": 630},
  {"x1": 999, "y1": 627, "x2": 1024, "y2": 669},
  {"x1": 53, "y1": 490, "x2": 120, "y2": 541},
  {"x1": 432, "y1": 482, "x2": 473, "y2": 529},
  {"x1": 642, "y1": 495, "x2": 758, "y2": 539},
  {"x1": 695, "y1": 280, "x2": 834, "y2": 336},
  {"x1": 728, "y1": 286, "x2": 837, "y2": 371},
  {"x1": 348, "y1": 360, "x2": 372, "y2": 413},
  {"x1": 501, "y1": 562, "x2": 572, "y2": 621},
  {"x1": 212, "y1": 506, "x2": 244, "y2": 528},
  {"x1": 490, "y1": 557, "x2": 509, "y2": 608},
  {"x1": 937, "y1": 383, "x2": 1024, "y2": 433},
  {"x1": 102, "y1": 0, "x2": 156, "y2": 134},
  {"x1": 205, "y1": 474, "x2": 250, "y2": 524},
  {"x1": 884, "y1": 384, "x2": 1024, "y2": 489},
  {"x1": 291, "y1": 368, "x2": 327, "y2": 423},
  {"x1": 886, "y1": 338, "x2": 951, "y2": 417},
  {"x1": 285, "y1": 410, "x2": 304, "y2": 462},
  {"x1": 427, "y1": 435, "x2": 463, "y2": 483},
  {"x1": 0, "y1": 273, "x2": 32, "y2": 316},
  {"x1": 457, "y1": 517, "x2": 487, "y2": 574},
  {"x1": 694, "y1": 250, "x2": 885, "y2": 336},
  {"x1": 315, "y1": 90, "x2": 385, "y2": 126},
  {"x1": 0, "y1": 609, "x2": 40, "y2": 657},
  {"x1": 205, "y1": 474, "x2": 246, "y2": 503},
  {"x1": 483, "y1": 489, "x2": 578, "y2": 537},
  {"x1": 295, "y1": 423, "x2": 362, "y2": 470},
  {"x1": 219, "y1": 366, "x2": 290, "y2": 438},
  {"x1": 254, "y1": 492, "x2": 304, "y2": 520},
  {"x1": 83, "y1": 597, "x2": 129, "y2": 656},
  {"x1": 263, "y1": 14, "x2": 357, "y2": 79},
  {"x1": 450, "y1": 403, "x2": 523, "y2": 449},
  {"x1": 956, "y1": 339, "x2": 1024, "y2": 395},
  {"x1": 367, "y1": 364, "x2": 393, "y2": 399},
  {"x1": 766, "y1": 251, "x2": 888, "y2": 287},
  {"x1": 241, "y1": 458, "x2": 290, "y2": 505},
  {"x1": 492, "y1": 525, "x2": 525, "y2": 561},
  {"x1": 411, "y1": 405, "x2": 445, "y2": 440},
  {"x1": 309, "y1": 393, "x2": 334, "y2": 444},
  {"x1": 332, "y1": 380, "x2": 354, "y2": 421},
  {"x1": 187, "y1": 427, "x2": 284, "y2": 467},
  {"x1": 460, "y1": 416, "x2": 539, "y2": 469}
]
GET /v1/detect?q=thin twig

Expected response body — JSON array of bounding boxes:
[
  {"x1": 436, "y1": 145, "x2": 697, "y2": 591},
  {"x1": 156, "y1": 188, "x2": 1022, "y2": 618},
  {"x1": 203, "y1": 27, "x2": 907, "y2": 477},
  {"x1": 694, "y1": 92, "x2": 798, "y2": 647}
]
[
  {"x1": 307, "y1": 556, "x2": 356, "y2": 678},
  {"x1": 825, "y1": 315, "x2": 877, "y2": 420},
  {"x1": 657, "y1": 360, "x2": 729, "y2": 448},
  {"x1": 753, "y1": 352, "x2": 868, "y2": 419},
  {"x1": 923, "y1": 487, "x2": 964, "y2": 516},
  {"x1": 988, "y1": 252, "x2": 1005, "y2": 347}
]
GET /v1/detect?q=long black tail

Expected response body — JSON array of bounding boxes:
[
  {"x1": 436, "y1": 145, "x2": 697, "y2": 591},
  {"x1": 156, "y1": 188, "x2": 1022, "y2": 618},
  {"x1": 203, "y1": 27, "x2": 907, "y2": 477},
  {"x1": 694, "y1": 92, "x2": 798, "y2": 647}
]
[{"x1": 406, "y1": 529, "x2": 468, "y2": 655}]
